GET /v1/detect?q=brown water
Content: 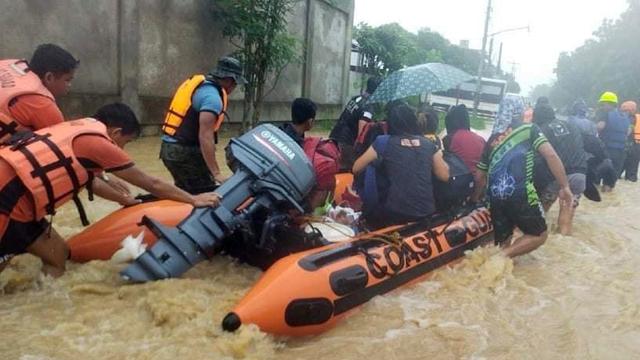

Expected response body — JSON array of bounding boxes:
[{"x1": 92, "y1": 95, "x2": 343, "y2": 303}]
[{"x1": 2, "y1": 136, "x2": 640, "y2": 359}]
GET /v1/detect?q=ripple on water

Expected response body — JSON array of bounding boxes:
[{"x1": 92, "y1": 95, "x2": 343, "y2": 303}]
[{"x1": 3, "y1": 138, "x2": 640, "y2": 359}]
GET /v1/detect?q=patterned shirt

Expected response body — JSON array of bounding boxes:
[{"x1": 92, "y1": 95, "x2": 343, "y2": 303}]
[{"x1": 477, "y1": 124, "x2": 547, "y2": 204}]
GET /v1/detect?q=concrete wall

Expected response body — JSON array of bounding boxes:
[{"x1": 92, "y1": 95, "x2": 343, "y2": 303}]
[{"x1": 0, "y1": 0, "x2": 355, "y2": 135}]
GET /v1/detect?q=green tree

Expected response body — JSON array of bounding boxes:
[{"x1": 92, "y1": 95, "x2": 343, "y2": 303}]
[
  {"x1": 212, "y1": 0, "x2": 300, "y2": 131},
  {"x1": 354, "y1": 22, "x2": 422, "y2": 75},
  {"x1": 552, "y1": 0, "x2": 640, "y2": 107},
  {"x1": 353, "y1": 22, "x2": 521, "y2": 95},
  {"x1": 529, "y1": 83, "x2": 552, "y2": 102}
]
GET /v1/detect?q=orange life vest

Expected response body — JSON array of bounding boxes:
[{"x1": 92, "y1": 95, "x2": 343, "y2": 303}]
[
  {"x1": 161, "y1": 75, "x2": 228, "y2": 144},
  {"x1": 0, "y1": 59, "x2": 55, "y2": 141},
  {"x1": 634, "y1": 114, "x2": 640, "y2": 143},
  {"x1": 0, "y1": 118, "x2": 109, "y2": 224}
]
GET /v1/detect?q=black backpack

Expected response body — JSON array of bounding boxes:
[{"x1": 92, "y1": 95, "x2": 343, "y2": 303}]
[{"x1": 433, "y1": 152, "x2": 474, "y2": 213}]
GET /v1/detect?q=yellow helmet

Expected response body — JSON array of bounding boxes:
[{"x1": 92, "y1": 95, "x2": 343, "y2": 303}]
[{"x1": 599, "y1": 91, "x2": 619, "y2": 104}]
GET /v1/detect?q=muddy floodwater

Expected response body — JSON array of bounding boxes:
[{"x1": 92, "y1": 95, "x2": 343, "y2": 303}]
[{"x1": 2, "y1": 135, "x2": 640, "y2": 359}]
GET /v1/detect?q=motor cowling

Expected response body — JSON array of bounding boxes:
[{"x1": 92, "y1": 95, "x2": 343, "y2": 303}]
[{"x1": 121, "y1": 124, "x2": 315, "y2": 282}]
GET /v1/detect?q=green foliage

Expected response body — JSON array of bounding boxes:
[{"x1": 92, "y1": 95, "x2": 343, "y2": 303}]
[
  {"x1": 529, "y1": 83, "x2": 552, "y2": 103},
  {"x1": 552, "y1": 1, "x2": 640, "y2": 107},
  {"x1": 354, "y1": 22, "x2": 520, "y2": 91},
  {"x1": 212, "y1": 0, "x2": 300, "y2": 130},
  {"x1": 354, "y1": 22, "x2": 420, "y2": 74}
]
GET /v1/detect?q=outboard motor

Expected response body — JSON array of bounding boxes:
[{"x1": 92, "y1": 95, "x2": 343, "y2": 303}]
[{"x1": 121, "y1": 124, "x2": 315, "y2": 282}]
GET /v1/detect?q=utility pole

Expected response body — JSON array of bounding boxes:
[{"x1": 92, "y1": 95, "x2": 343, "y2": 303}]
[
  {"x1": 508, "y1": 61, "x2": 520, "y2": 77},
  {"x1": 473, "y1": 0, "x2": 492, "y2": 116},
  {"x1": 488, "y1": 38, "x2": 494, "y2": 67},
  {"x1": 496, "y1": 42, "x2": 503, "y2": 74}
]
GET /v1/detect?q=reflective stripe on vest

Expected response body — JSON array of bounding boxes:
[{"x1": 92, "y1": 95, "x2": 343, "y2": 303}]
[
  {"x1": 161, "y1": 75, "x2": 228, "y2": 136},
  {"x1": 0, "y1": 59, "x2": 55, "y2": 141},
  {"x1": 0, "y1": 119, "x2": 109, "y2": 222},
  {"x1": 634, "y1": 114, "x2": 640, "y2": 143}
]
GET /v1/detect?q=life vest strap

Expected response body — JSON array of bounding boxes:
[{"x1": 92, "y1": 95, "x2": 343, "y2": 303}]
[
  {"x1": 167, "y1": 109, "x2": 185, "y2": 119},
  {"x1": 12, "y1": 132, "x2": 90, "y2": 225},
  {"x1": 162, "y1": 122, "x2": 180, "y2": 130},
  {"x1": 0, "y1": 120, "x2": 18, "y2": 139},
  {"x1": 72, "y1": 194, "x2": 90, "y2": 227}
]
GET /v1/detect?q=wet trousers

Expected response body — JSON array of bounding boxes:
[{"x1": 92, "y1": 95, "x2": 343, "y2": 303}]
[
  {"x1": 622, "y1": 142, "x2": 640, "y2": 182},
  {"x1": 159, "y1": 141, "x2": 218, "y2": 195}
]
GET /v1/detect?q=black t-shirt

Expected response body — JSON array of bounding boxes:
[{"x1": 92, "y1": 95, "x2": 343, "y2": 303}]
[
  {"x1": 534, "y1": 119, "x2": 588, "y2": 188},
  {"x1": 279, "y1": 123, "x2": 304, "y2": 147},
  {"x1": 374, "y1": 135, "x2": 436, "y2": 218},
  {"x1": 330, "y1": 95, "x2": 374, "y2": 145}
]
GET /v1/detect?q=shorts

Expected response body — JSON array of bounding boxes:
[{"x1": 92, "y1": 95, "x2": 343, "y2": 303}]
[
  {"x1": 540, "y1": 173, "x2": 586, "y2": 208},
  {"x1": 159, "y1": 141, "x2": 218, "y2": 195},
  {"x1": 0, "y1": 214, "x2": 48, "y2": 264},
  {"x1": 491, "y1": 197, "x2": 547, "y2": 245}
]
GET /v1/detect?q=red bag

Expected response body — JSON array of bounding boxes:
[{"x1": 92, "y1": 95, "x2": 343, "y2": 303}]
[
  {"x1": 303, "y1": 137, "x2": 341, "y2": 191},
  {"x1": 354, "y1": 121, "x2": 388, "y2": 158}
]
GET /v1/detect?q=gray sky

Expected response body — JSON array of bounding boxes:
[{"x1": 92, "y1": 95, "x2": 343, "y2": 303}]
[{"x1": 354, "y1": 0, "x2": 628, "y2": 94}]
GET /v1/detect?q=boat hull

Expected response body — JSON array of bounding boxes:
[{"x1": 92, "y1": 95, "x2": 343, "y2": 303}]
[
  {"x1": 67, "y1": 200, "x2": 193, "y2": 262},
  {"x1": 224, "y1": 205, "x2": 494, "y2": 336}
]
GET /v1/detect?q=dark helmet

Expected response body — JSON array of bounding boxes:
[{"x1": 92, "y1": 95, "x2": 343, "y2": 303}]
[{"x1": 210, "y1": 56, "x2": 247, "y2": 85}]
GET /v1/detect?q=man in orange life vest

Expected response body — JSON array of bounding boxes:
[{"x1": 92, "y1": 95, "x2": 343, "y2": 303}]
[
  {"x1": 0, "y1": 103, "x2": 221, "y2": 277},
  {"x1": 160, "y1": 56, "x2": 246, "y2": 194},
  {"x1": 0, "y1": 44, "x2": 78, "y2": 142},
  {"x1": 1, "y1": 44, "x2": 133, "y2": 202},
  {"x1": 621, "y1": 101, "x2": 640, "y2": 182}
]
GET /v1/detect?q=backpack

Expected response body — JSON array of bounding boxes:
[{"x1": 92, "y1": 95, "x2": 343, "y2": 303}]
[
  {"x1": 303, "y1": 137, "x2": 341, "y2": 191},
  {"x1": 433, "y1": 152, "x2": 474, "y2": 213}
]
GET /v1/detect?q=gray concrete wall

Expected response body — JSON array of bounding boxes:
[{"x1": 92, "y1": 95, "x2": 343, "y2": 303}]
[
  {"x1": 0, "y1": 0, "x2": 120, "y2": 95},
  {"x1": 0, "y1": 0, "x2": 355, "y2": 135},
  {"x1": 307, "y1": 0, "x2": 351, "y2": 104}
]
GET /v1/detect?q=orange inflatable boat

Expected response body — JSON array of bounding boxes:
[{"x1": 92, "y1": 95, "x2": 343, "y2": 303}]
[
  {"x1": 67, "y1": 200, "x2": 192, "y2": 262},
  {"x1": 222, "y1": 204, "x2": 493, "y2": 337},
  {"x1": 67, "y1": 173, "x2": 356, "y2": 262}
]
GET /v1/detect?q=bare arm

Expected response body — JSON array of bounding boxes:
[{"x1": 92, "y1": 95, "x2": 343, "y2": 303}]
[
  {"x1": 597, "y1": 121, "x2": 606, "y2": 132},
  {"x1": 472, "y1": 170, "x2": 487, "y2": 202},
  {"x1": 198, "y1": 112, "x2": 227, "y2": 183},
  {"x1": 432, "y1": 150, "x2": 449, "y2": 181},
  {"x1": 112, "y1": 166, "x2": 220, "y2": 207},
  {"x1": 91, "y1": 177, "x2": 139, "y2": 206},
  {"x1": 101, "y1": 175, "x2": 131, "y2": 196},
  {"x1": 538, "y1": 142, "x2": 573, "y2": 205},
  {"x1": 357, "y1": 119, "x2": 369, "y2": 141},
  {"x1": 352, "y1": 146, "x2": 378, "y2": 175},
  {"x1": 538, "y1": 142, "x2": 569, "y2": 188}
]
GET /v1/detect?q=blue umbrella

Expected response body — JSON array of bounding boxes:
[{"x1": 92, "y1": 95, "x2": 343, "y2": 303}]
[{"x1": 368, "y1": 63, "x2": 474, "y2": 103}]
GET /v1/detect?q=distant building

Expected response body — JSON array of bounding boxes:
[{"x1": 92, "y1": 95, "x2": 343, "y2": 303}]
[{"x1": 350, "y1": 40, "x2": 364, "y2": 72}]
